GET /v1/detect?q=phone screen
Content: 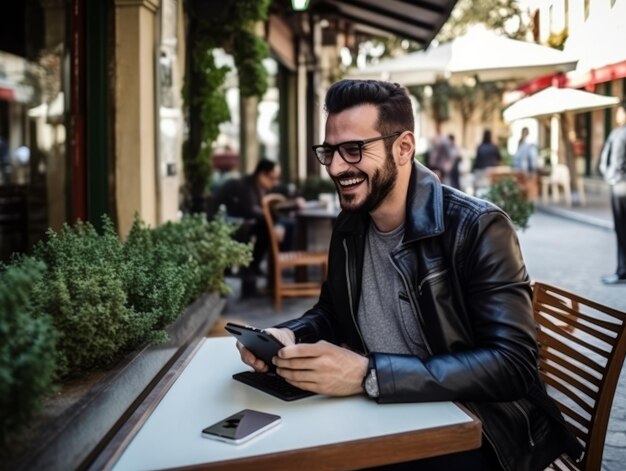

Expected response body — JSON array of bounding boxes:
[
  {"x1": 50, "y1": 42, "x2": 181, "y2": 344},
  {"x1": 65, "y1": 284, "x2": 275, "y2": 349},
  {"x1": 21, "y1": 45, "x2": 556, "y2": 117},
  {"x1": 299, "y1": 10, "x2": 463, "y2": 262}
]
[{"x1": 201, "y1": 409, "x2": 281, "y2": 444}]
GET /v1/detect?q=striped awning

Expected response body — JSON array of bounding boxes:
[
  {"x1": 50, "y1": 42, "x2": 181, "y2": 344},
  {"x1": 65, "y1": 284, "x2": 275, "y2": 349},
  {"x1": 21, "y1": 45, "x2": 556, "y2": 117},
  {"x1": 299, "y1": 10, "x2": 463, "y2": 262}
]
[{"x1": 311, "y1": 0, "x2": 457, "y2": 47}]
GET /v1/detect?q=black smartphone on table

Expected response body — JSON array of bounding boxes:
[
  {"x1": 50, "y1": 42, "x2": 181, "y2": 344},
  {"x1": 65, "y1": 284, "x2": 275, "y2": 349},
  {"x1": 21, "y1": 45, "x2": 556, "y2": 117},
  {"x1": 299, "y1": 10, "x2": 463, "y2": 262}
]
[{"x1": 201, "y1": 409, "x2": 281, "y2": 445}]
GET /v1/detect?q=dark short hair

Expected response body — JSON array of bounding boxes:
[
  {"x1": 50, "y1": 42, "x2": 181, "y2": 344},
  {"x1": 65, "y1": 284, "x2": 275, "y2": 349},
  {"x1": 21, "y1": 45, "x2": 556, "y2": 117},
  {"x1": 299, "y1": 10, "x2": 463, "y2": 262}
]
[
  {"x1": 324, "y1": 80, "x2": 414, "y2": 136},
  {"x1": 253, "y1": 158, "x2": 277, "y2": 176},
  {"x1": 481, "y1": 129, "x2": 493, "y2": 144},
  {"x1": 619, "y1": 99, "x2": 626, "y2": 110}
]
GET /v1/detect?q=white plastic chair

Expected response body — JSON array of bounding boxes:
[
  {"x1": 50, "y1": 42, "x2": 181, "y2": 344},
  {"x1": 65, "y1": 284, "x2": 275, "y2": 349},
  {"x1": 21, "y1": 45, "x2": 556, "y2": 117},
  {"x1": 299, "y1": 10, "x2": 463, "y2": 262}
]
[{"x1": 541, "y1": 164, "x2": 586, "y2": 207}]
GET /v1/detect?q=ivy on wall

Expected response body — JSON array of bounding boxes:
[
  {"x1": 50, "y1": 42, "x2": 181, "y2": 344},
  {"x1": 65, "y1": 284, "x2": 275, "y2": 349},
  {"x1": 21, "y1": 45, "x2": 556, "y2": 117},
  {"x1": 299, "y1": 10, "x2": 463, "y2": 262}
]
[{"x1": 183, "y1": 0, "x2": 272, "y2": 211}]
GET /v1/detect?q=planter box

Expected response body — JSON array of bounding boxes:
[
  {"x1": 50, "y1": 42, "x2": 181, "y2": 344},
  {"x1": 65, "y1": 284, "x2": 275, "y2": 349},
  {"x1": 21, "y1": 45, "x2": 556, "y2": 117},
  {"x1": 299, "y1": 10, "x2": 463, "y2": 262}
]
[{"x1": 7, "y1": 293, "x2": 225, "y2": 471}]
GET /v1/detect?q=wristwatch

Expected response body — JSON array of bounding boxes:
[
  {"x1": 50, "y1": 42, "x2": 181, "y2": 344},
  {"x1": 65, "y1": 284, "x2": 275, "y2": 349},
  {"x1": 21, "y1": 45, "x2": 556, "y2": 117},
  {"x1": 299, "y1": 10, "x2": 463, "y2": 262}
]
[{"x1": 362, "y1": 357, "x2": 379, "y2": 398}]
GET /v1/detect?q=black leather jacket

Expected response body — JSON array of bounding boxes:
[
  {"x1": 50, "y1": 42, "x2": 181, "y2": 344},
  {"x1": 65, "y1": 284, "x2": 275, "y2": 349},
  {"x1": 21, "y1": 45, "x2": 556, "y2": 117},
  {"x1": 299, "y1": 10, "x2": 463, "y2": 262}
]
[{"x1": 278, "y1": 162, "x2": 582, "y2": 470}]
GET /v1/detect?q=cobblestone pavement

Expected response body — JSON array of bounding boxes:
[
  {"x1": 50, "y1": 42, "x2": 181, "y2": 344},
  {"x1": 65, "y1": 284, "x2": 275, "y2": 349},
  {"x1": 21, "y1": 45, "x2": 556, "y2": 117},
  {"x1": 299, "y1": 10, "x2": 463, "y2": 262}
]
[{"x1": 222, "y1": 202, "x2": 626, "y2": 469}]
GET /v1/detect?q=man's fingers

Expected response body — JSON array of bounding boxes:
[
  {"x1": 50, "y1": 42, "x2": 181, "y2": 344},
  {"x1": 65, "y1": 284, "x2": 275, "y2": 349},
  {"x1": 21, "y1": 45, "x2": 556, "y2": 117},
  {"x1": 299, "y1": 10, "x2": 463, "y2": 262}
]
[
  {"x1": 277, "y1": 341, "x2": 330, "y2": 359},
  {"x1": 237, "y1": 341, "x2": 269, "y2": 373}
]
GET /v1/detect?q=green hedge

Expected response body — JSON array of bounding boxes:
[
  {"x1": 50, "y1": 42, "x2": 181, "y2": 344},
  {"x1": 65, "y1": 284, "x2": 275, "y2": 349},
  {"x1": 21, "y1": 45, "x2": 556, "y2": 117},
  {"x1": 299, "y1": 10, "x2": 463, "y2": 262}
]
[
  {"x1": 0, "y1": 213, "x2": 251, "y2": 450},
  {"x1": 0, "y1": 259, "x2": 57, "y2": 450}
]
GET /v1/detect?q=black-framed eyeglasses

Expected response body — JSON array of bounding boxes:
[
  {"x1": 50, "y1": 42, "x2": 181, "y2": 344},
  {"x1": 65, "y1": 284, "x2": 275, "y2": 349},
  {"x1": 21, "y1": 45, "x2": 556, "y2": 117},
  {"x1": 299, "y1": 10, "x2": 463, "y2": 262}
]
[{"x1": 311, "y1": 132, "x2": 402, "y2": 166}]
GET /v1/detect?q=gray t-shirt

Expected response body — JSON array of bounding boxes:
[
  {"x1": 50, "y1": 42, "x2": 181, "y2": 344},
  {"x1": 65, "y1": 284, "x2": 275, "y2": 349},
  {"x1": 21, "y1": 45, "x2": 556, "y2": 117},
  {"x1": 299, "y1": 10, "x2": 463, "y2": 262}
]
[{"x1": 357, "y1": 223, "x2": 429, "y2": 358}]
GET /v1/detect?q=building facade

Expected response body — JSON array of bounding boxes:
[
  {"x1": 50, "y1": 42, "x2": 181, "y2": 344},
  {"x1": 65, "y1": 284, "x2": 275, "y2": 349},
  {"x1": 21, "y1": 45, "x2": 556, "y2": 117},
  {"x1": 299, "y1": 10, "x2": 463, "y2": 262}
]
[{"x1": 0, "y1": 0, "x2": 455, "y2": 263}]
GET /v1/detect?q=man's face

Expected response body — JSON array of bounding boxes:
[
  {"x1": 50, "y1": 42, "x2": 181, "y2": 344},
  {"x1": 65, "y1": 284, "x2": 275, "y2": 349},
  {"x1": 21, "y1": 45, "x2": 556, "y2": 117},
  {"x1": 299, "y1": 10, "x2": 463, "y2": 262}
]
[
  {"x1": 324, "y1": 105, "x2": 398, "y2": 213},
  {"x1": 259, "y1": 166, "x2": 281, "y2": 191}
]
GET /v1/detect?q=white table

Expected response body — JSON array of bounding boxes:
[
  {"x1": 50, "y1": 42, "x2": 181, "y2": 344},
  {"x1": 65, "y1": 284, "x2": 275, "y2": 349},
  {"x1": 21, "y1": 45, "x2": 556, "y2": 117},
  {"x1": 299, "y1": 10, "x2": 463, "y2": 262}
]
[{"x1": 99, "y1": 337, "x2": 481, "y2": 470}]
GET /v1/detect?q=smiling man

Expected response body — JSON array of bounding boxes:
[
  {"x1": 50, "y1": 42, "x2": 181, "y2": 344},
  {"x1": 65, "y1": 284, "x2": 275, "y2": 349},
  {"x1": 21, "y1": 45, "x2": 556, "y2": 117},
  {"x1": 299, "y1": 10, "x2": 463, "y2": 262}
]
[{"x1": 236, "y1": 80, "x2": 581, "y2": 470}]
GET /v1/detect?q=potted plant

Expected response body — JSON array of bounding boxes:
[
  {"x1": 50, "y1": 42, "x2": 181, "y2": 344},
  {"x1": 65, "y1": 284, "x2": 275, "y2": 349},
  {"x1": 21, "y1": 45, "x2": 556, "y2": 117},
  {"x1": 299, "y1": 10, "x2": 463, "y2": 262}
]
[
  {"x1": 482, "y1": 177, "x2": 534, "y2": 230},
  {"x1": 0, "y1": 213, "x2": 251, "y2": 470}
]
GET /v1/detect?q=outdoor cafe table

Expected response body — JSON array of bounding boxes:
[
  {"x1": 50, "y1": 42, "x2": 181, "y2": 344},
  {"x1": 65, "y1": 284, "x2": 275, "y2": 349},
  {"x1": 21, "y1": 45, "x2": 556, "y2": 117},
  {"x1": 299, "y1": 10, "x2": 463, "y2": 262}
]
[
  {"x1": 97, "y1": 337, "x2": 482, "y2": 471},
  {"x1": 295, "y1": 204, "x2": 339, "y2": 252}
]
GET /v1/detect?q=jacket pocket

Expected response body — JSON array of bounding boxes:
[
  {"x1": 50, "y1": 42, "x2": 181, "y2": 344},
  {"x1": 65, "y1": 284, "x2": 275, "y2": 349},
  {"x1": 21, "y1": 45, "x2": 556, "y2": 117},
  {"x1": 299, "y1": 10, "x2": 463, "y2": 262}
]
[
  {"x1": 417, "y1": 268, "x2": 448, "y2": 296},
  {"x1": 398, "y1": 293, "x2": 429, "y2": 358}
]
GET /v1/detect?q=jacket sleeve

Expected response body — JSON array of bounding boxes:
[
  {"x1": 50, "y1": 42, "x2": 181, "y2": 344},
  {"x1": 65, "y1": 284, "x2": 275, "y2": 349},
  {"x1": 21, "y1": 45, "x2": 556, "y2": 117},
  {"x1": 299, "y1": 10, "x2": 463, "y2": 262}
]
[
  {"x1": 274, "y1": 281, "x2": 338, "y2": 344},
  {"x1": 375, "y1": 210, "x2": 538, "y2": 404}
]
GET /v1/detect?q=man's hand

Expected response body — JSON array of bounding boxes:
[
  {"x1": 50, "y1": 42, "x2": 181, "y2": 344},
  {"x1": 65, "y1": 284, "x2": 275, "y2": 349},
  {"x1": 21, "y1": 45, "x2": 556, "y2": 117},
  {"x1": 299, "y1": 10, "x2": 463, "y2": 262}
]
[
  {"x1": 236, "y1": 327, "x2": 295, "y2": 373},
  {"x1": 273, "y1": 341, "x2": 369, "y2": 396}
]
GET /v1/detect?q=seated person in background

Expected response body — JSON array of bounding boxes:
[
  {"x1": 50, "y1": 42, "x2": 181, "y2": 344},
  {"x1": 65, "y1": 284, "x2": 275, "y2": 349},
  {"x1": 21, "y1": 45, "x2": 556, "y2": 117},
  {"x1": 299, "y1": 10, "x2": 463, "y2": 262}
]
[
  {"x1": 236, "y1": 79, "x2": 581, "y2": 470},
  {"x1": 472, "y1": 129, "x2": 502, "y2": 192},
  {"x1": 207, "y1": 159, "x2": 303, "y2": 294},
  {"x1": 208, "y1": 158, "x2": 279, "y2": 276}
]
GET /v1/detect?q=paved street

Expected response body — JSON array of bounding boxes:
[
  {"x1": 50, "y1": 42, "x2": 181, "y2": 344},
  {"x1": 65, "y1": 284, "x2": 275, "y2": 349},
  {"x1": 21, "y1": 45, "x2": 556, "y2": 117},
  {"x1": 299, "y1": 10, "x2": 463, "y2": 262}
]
[{"x1": 221, "y1": 206, "x2": 626, "y2": 469}]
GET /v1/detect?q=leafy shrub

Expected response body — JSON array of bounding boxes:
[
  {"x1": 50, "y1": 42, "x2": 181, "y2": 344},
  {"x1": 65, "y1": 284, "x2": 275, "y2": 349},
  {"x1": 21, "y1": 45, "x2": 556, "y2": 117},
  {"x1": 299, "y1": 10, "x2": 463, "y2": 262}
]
[
  {"x1": 30, "y1": 219, "x2": 137, "y2": 376},
  {"x1": 482, "y1": 177, "x2": 534, "y2": 231},
  {"x1": 151, "y1": 213, "x2": 253, "y2": 301},
  {"x1": 121, "y1": 217, "x2": 188, "y2": 338},
  {"x1": 26, "y1": 213, "x2": 251, "y2": 378},
  {"x1": 0, "y1": 258, "x2": 57, "y2": 449}
]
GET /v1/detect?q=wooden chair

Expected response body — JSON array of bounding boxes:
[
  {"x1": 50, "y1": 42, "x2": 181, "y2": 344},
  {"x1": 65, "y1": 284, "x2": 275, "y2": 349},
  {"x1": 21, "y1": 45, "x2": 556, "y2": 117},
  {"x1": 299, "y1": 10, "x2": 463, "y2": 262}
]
[
  {"x1": 532, "y1": 282, "x2": 626, "y2": 470},
  {"x1": 262, "y1": 194, "x2": 328, "y2": 311}
]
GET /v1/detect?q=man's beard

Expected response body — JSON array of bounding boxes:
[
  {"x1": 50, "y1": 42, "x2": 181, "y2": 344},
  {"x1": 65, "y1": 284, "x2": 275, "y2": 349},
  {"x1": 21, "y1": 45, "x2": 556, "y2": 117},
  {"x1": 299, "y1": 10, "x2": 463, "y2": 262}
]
[{"x1": 336, "y1": 148, "x2": 397, "y2": 213}]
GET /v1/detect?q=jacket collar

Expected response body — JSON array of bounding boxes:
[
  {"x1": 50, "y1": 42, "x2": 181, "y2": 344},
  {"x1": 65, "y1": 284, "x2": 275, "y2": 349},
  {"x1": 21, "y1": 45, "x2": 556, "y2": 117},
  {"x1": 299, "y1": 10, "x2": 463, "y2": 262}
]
[
  {"x1": 404, "y1": 161, "x2": 445, "y2": 241},
  {"x1": 334, "y1": 161, "x2": 445, "y2": 241}
]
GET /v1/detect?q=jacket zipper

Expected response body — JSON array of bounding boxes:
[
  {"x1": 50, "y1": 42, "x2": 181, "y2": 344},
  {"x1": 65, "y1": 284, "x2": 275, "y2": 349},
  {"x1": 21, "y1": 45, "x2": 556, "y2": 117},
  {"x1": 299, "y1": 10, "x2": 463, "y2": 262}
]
[
  {"x1": 343, "y1": 238, "x2": 367, "y2": 353},
  {"x1": 512, "y1": 401, "x2": 536, "y2": 447},
  {"x1": 390, "y1": 253, "x2": 433, "y2": 356}
]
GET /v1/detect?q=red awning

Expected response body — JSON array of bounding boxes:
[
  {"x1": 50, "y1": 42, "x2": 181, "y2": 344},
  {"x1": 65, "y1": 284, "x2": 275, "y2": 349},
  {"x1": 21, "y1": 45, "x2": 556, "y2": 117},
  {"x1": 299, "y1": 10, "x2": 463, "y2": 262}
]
[
  {"x1": 0, "y1": 85, "x2": 15, "y2": 101},
  {"x1": 516, "y1": 72, "x2": 567, "y2": 96},
  {"x1": 566, "y1": 59, "x2": 626, "y2": 91},
  {"x1": 516, "y1": 60, "x2": 626, "y2": 96}
]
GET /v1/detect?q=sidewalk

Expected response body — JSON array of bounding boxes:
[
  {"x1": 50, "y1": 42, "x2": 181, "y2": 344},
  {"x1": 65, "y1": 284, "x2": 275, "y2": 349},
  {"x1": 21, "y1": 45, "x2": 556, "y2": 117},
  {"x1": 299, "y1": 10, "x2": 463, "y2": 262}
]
[{"x1": 534, "y1": 183, "x2": 613, "y2": 232}]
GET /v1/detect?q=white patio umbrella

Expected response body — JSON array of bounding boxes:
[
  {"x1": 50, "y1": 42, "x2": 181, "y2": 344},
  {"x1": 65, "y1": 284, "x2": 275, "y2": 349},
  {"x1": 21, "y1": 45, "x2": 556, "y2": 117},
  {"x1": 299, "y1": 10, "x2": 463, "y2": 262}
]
[
  {"x1": 502, "y1": 86, "x2": 620, "y2": 122},
  {"x1": 346, "y1": 27, "x2": 578, "y2": 86},
  {"x1": 503, "y1": 86, "x2": 620, "y2": 170}
]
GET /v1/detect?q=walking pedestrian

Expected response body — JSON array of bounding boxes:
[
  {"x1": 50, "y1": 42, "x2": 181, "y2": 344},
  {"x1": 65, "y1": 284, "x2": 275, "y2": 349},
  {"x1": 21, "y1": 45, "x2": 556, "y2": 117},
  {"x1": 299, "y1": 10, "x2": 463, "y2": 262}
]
[{"x1": 599, "y1": 99, "x2": 626, "y2": 285}]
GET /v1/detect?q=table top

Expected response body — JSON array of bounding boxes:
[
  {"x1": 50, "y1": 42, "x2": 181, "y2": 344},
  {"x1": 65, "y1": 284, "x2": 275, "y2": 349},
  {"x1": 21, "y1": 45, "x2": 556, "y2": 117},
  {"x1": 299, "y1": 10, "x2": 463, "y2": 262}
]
[
  {"x1": 296, "y1": 206, "x2": 340, "y2": 219},
  {"x1": 108, "y1": 337, "x2": 481, "y2": 471}
]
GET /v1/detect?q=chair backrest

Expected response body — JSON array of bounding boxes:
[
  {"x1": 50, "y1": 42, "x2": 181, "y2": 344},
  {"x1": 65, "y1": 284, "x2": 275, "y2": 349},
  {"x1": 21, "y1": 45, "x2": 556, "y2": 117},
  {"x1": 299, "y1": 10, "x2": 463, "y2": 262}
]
[
  {"x1": 261, "y1": 193, "x2": 286, "y2": 260},
  {"x1": 532, "y1": 282, "x2": 626, "y2": 470}
]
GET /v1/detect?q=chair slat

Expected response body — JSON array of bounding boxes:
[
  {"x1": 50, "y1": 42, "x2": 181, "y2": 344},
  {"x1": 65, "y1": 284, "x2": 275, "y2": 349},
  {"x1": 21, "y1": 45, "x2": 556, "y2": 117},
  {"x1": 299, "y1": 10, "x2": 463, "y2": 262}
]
[
  {"x1": 540, "y1": 359, "x2": 599, "y2": 401},
  {"x1": 542, "y1": 373, "x2": 594, "y2": 417},
  {"x1": 537, "y1": 329, "x2": 606, "y2": 376},
  {"x1": 536, "y1": 311, "x2": 612, "y2": 359},
  {"x1": 537, "y1": 300, "x2": 621, "y2": 343}
]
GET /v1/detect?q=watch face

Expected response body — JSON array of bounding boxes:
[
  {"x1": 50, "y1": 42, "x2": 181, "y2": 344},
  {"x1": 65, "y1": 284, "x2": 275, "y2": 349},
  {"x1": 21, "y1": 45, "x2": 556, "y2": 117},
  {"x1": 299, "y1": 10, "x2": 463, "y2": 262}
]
[{"x1": 365, "y1": 371, "x2": 379, "y2": 397}]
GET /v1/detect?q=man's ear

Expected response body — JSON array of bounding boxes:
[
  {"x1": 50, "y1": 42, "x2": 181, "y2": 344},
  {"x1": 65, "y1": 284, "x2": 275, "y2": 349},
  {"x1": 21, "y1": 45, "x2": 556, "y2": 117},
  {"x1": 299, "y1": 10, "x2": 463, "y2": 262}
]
[{"x1": 396, "y1": 132, "x2": 415, "y2": 166}]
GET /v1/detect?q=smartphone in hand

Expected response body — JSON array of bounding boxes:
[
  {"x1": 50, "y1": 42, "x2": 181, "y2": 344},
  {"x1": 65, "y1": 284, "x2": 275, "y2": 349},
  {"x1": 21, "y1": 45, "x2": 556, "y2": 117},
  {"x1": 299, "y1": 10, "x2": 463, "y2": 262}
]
[
  {"x1": 224, "y1": 322, "x2": 285, "y2": 371},
  {"x1": 201, "y1": 409, "x2": 281, "y2": 444}
]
